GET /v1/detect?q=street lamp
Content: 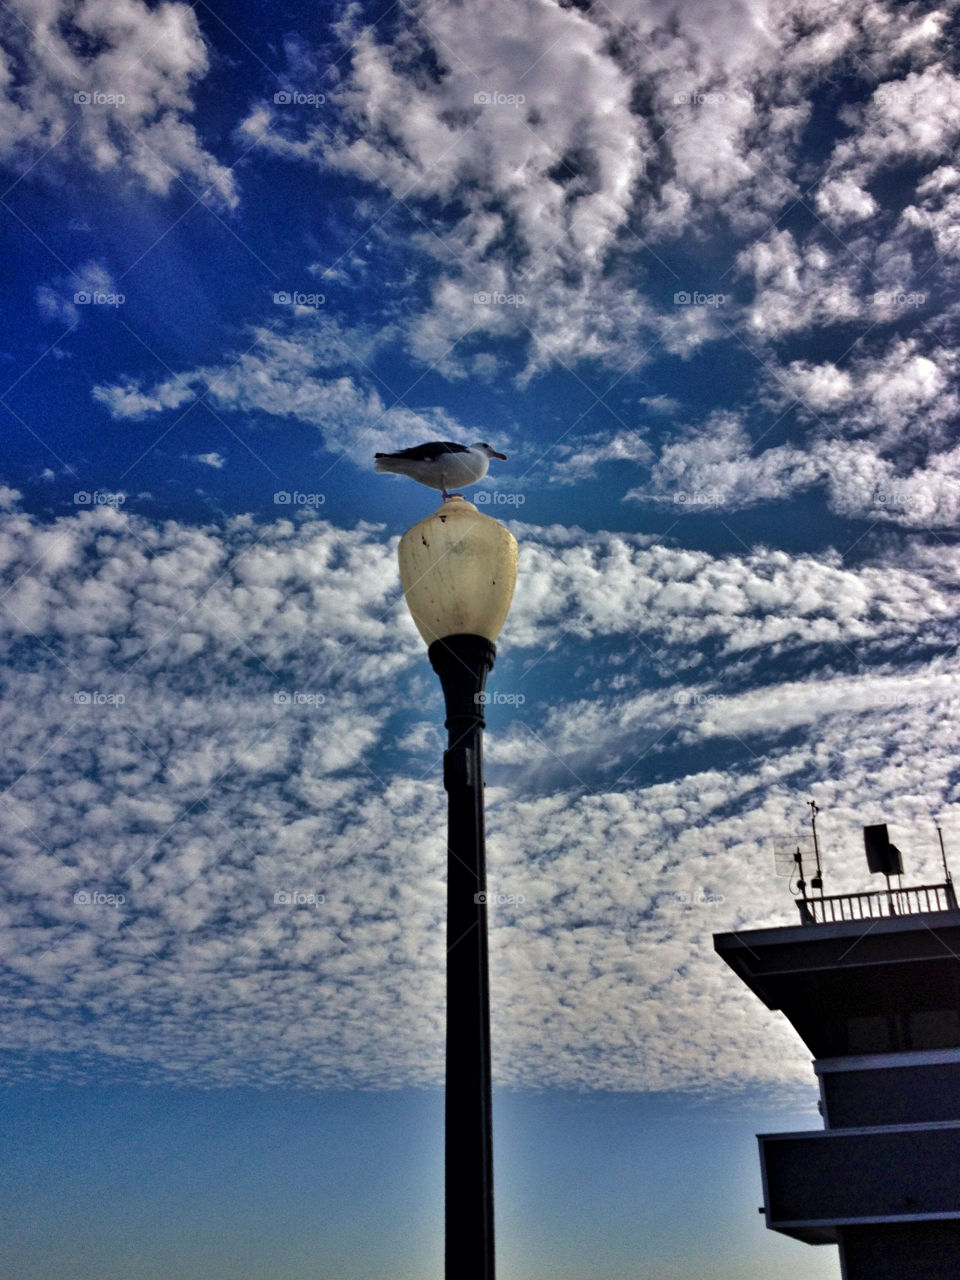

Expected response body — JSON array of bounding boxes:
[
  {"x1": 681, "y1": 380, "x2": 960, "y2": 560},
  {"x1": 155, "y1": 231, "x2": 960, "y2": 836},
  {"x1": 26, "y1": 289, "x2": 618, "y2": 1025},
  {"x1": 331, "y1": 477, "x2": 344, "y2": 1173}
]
[{"x1": 398, "y1": 495, "x2": 518, "y2": 1280}]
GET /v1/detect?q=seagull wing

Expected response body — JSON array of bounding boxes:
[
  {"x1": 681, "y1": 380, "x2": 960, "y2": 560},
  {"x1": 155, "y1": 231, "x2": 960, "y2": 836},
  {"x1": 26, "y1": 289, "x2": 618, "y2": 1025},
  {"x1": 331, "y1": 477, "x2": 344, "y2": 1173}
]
[{"x1": 374, "y1": 441, "x2": 470, "y2": 461}]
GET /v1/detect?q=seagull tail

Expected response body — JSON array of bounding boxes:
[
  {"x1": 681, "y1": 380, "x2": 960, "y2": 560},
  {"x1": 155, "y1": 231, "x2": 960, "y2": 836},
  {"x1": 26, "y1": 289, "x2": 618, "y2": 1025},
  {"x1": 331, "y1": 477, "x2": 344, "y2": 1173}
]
[{"x1": 375, "y1": 456, "x2": 411, "y2": 475}]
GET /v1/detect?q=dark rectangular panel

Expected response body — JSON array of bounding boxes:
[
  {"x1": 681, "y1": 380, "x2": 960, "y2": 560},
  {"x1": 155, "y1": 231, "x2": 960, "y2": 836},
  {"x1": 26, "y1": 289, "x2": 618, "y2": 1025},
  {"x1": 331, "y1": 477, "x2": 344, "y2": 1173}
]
[
  {"x1": 762, "y1": 1125, "x2": 960, "y2": 1224},
  {"x1": 865, "y1": 824, "x2": 905, "y2": 876},
  {"x1": 823, "y1": 1062, "x2": 960, "y2": 1128}
]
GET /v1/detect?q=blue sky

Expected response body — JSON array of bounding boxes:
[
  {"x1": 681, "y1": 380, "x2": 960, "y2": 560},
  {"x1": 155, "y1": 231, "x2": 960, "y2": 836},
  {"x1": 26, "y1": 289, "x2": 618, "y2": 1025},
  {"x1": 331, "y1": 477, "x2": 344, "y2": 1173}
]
[{"x1": 2, "y1": 0, "x2": 960, "y2": 1275}]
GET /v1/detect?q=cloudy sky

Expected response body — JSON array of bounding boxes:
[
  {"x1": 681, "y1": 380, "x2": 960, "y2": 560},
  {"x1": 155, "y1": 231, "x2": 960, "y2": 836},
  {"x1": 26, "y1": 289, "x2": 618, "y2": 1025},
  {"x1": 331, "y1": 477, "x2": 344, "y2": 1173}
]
[{"x1": 2, "y1": 0, "x2": 960, "y2": 1276}]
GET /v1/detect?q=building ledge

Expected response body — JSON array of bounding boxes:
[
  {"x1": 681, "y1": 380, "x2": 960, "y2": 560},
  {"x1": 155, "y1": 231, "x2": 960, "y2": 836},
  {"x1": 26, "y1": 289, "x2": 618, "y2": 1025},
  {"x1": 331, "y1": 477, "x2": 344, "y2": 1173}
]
[
  {"x1": 716, "y1": 907, "x2": 960, "y2": 956},
  {"x1": 760, "y1": 1121, "x2": 960, "y2": 1239}
]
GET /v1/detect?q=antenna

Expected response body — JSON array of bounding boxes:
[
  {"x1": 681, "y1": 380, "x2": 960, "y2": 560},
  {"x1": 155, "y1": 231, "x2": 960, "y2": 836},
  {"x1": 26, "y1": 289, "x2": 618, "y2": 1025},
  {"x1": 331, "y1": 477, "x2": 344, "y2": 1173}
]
[
  {"x1": 807, "y1": 801, "x2": 824, "y2": 895},
  {"x1": 937, "y1": 826, "x2": 958, "y2": 909},
  {"x1": 774, "y1": 835, "x2": 812, "y2": 903}
]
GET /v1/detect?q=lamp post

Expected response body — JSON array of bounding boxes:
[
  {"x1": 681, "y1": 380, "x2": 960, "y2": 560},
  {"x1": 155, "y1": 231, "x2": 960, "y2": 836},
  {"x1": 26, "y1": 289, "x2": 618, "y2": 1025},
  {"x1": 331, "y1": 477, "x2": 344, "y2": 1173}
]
[{"x1": 398, "y1": 495, "x2": 518, "y2": 1280}]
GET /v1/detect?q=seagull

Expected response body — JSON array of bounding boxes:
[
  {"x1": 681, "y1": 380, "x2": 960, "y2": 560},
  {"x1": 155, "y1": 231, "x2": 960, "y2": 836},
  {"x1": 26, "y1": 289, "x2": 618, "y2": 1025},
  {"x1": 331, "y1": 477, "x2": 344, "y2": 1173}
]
[{"x1": 374, "y1": 441, "x2": 507, "y2": 501}]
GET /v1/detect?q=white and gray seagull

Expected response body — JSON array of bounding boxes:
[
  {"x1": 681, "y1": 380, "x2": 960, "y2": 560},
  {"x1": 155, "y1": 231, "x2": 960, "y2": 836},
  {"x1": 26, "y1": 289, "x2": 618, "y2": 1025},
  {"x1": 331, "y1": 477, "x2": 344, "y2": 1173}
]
[{"x1": 374, "y1": 440, "x2": 507, "y2": 501}]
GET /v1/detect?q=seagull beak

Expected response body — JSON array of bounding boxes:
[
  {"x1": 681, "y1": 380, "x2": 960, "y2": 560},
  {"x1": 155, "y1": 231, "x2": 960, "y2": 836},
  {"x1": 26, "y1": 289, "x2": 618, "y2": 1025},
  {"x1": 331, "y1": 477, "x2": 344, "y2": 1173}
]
[{"x1": 490, "y1": 450, "x2": 507, "y2": 460}]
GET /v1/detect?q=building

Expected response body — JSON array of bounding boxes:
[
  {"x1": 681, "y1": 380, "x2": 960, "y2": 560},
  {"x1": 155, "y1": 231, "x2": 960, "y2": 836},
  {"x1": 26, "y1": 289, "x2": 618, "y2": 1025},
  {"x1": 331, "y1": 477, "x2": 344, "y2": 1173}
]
[{"x1": 714, "y1": 831, "x2": 960, "y2": 1280}]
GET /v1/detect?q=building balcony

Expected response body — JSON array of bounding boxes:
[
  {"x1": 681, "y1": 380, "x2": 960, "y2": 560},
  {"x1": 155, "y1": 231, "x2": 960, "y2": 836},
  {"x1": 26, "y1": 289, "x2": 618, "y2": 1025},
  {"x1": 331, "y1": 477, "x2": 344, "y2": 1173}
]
[{"x1": 759, "y1": 1121, "x2": 960, "y2": 1244}]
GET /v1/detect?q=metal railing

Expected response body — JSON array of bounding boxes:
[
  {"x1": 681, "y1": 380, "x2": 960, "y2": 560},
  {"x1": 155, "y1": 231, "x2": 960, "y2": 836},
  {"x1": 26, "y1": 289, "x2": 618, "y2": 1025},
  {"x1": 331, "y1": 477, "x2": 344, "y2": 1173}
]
[{"x1": 797, "y1": 881, "x2": 959, "y2": 925}]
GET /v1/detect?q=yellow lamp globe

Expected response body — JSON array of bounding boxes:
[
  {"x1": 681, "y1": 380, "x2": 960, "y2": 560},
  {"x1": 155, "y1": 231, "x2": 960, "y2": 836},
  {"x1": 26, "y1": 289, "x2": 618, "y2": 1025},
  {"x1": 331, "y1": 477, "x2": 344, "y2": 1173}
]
[{"x1": 398, "y1": 497, "x2": 518, "y2": 647}]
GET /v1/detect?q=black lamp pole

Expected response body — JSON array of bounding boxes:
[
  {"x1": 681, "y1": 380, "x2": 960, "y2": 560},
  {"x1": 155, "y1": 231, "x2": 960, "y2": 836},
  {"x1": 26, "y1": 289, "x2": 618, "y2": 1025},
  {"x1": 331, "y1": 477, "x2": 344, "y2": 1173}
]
[{"x1": 429, "y1": 632, "x2": 496, "y2": 1280}]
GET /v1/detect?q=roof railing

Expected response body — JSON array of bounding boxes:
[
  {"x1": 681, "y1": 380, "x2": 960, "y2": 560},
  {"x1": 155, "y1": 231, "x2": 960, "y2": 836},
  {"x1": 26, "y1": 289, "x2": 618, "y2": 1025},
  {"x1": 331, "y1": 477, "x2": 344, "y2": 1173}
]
[{"x1": 798, "y1": 881, "x2": 959, "y2": 925}]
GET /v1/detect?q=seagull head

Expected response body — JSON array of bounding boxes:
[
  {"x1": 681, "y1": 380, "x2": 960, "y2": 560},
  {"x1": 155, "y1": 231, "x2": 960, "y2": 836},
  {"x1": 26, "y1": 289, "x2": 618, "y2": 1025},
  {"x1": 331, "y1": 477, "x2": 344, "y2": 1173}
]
[{"x1": 472, "y1": 441, "x2": 508, "y2": 460}]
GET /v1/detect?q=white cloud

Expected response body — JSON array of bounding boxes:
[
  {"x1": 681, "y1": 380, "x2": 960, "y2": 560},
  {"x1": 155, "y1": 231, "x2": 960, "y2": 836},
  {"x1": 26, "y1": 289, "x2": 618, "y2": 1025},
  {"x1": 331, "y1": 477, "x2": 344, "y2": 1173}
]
[
  {"x1": 900, "y1": 164, "x2": 960, "y2": 258},
  {"x1": 2, "y1": 503, "x2": 960, "y2": 1091},
  {"x1": 630, "y1": 331, "x2": 960, "y2": 525},
  {"x1": 550, "y1": 430, "x2": 654, "y2": 484},
  {"x1": 816, "y1": 63, "x2": 960, "y2": 228},
  {"x1": 735, "y1": 230, "x2": 865, "y2": 337},
  {"x1": 508, "y1": 519, "x2": 960, "y2": 654},
  {"x1": 10, "y1": 0, "x2": 960, "y2": 1093},
  {"x1": 625, "y1": 412, "x2": 820, "y2": 509},
  {"x1": 781, "y1": 338, "x2": 956, "y2": 443},
  {"x1": 0, "y1": 0, "x2": 235, "y2": 204},
  {"x1": 191, "y1": 0, "x2": 959, "y2": 385},
  {"x1": 235, "y1": 0, "x2": 835, "y2": 373},
  {"x1": 815, "y1": 173, "x2": 879, "y2": 225},
  {"x1": 776, "y1": 359, "x2": 856, "y2": 412},
  {"x1": 92, "y1": 324, "x2": 477, "y2": 465},
  {"x1": 35, "y1": 260, "x2": 121, "y2": 325}
]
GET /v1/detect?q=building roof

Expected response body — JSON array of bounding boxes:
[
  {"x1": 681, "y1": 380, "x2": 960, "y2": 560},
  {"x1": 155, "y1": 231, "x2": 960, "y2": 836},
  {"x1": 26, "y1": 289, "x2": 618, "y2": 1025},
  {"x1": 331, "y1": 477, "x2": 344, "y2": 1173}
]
[{"x1": 714, "y1": 910, "x2": 960, "y2": 1058}]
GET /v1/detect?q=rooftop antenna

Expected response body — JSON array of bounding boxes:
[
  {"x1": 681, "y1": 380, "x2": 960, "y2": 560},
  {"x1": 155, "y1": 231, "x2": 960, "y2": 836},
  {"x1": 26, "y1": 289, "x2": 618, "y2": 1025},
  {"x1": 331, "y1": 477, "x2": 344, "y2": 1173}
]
[
  {"x1": 937, "y1": 825, "x2": 958, "y2": 909},
  {"x1": 807, "y1": 800, "x2": 824, "y2": 896},
  {"x1": 774, "y1": 833, "x2": 814, "y2": 919}
]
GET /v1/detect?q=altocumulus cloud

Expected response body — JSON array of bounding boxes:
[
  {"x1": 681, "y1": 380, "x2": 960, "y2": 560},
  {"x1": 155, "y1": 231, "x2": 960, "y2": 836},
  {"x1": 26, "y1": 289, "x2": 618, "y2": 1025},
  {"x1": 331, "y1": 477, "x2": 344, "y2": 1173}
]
[{"x1": 2, "y1": 499, "x2": 959, "y2": 1093}]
